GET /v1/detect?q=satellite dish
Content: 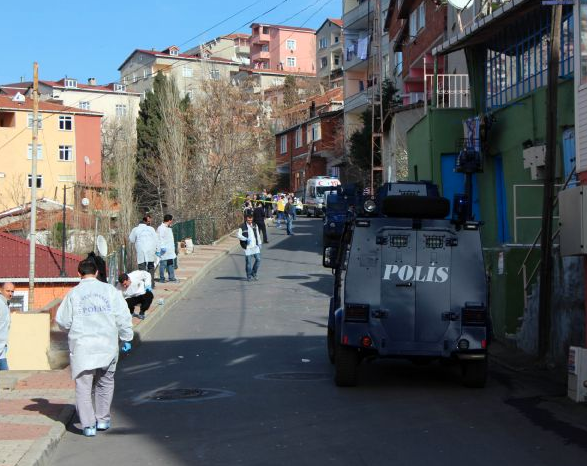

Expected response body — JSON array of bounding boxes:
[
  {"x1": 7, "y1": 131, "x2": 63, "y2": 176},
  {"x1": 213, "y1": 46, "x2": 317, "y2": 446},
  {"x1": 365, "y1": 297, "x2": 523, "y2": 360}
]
[
  {"x1": 84, "y1": 156, "x2": 90, "y2": 165},
  {"x1": 96, "y1": 235, "x2": 108, "y2": 257},
  {"x1": 447, "y1": 0, "x2": 472, "y2": 9},
  {"x1": 81, "y1": 197, "x2": 90, "y2": 207}
]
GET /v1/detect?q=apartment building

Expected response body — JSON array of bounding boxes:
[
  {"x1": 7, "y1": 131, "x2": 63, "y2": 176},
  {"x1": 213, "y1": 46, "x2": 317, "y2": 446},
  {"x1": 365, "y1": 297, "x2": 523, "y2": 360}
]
[
  {"x1": 342, "y1": 0, "x2": 391, "y2": 139},
  {"x1": 316, "y1": 18, "x2": 344, "y2": 88},
  {"x1": 118, "y1": 46, "x2": 240, "y2": 100},
  {"x1": 250, "y1": 23, "x2": 317, "y2": 74},
  {"x1": 0, "y1": 94, "x2": 102, "y2": 210},
  {"x1": 186, "y1": 33, "x2": 251, "y2": 66},
  {"x1": 1, "y1": 78, "x2": 140, "y2": 125}
]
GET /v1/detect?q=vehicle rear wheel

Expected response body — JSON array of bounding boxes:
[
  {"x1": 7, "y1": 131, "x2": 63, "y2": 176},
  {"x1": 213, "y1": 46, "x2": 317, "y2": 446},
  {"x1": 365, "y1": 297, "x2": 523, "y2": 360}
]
[
  {"x1": 327, "y1": 326, "x2": 335, "y2": 364},
  {"x1": 334, "y1": 340, "x2": 359, "y2": 386},
  {"x1": 461, "y1": 358, "x2": 488, "y2": 388}
]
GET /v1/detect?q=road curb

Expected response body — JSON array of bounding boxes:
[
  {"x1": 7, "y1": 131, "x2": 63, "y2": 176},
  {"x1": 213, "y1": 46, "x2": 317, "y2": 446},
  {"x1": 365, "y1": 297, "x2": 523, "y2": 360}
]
[{"x1": 17, "y1": 404, "x2": 76, "y2": 466}]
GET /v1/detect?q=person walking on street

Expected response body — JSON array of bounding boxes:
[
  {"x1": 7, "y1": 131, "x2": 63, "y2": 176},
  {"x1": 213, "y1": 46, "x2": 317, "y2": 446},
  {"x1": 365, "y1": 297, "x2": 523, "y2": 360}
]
[
  {"x1": 157, "y1": 214, "x2": 178, "y2": 283},
  {"x1": 116, "y1": 271, "x2": 153, "y2": 320},
  {"x1": 129, "y1": 215, "x2": 158, "y2": 288},
  {"x1": 276, "y1": 195, "x2": 286, "y2": 228},
  {"x1": 56, "y1": 259, "x2": 133, "y2": 437},
  {"x1": 284, "y1": 197, "x2": 295, "y2": 235},
  {"x1": 237, "y1": 214, "x2": 262, "y2": 281},
  {"x1": 0, "y1": 282, "x2": 15, "y2": 371},
  {"x1": 253, "y1": 201, "x2": 269, "y2": 243}
]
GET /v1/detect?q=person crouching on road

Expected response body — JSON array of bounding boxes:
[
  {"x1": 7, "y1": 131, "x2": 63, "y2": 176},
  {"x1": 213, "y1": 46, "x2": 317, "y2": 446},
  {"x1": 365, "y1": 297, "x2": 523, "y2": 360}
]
[
  {"x1": 117, "y1": 271, "x2": 154, "y2": 320},
  {"x1": 237, "y1": 214, "x2": 262, "y2": 281},
  {"x1": 56, "y1": 258, "x2": 133, "y2": 437}
]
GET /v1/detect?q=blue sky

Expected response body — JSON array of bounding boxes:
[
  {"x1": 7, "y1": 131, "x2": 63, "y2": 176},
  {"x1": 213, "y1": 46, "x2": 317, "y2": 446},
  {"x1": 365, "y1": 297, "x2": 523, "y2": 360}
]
[{"x1": 2, "y1": 0, "x2": 341, "y2": 85}]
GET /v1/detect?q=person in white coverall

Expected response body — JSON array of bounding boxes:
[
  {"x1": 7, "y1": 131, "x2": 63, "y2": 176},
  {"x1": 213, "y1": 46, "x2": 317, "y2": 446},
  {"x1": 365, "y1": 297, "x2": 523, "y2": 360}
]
[
  {"x1": 129, "y1": 214, "x2": 159, "y2": 288},
  {"x1": 0, "y1": 282, "x2": 15, "y2": 371},
  {"x1": 56, "y1": 258, "x2": 133, "y2": 437},
  {"x1": 157, "y1": 214, "x2": 178, "y2": 282}
]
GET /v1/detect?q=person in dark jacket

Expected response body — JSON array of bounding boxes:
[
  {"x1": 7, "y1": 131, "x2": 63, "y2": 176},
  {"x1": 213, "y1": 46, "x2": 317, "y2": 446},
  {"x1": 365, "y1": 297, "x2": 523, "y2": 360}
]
[
  {"x1": 253, "y1": 201, "x2": 268, "y2": 243},
  {"x1": 87, "y1": 252, "x2": 108, "y2": 283}
]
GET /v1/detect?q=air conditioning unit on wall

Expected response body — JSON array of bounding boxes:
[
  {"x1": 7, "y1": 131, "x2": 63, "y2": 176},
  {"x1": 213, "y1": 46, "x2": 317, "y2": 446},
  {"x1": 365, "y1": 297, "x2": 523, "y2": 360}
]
[{"x1": 568, "y1": 346, "x2": 587, "y2": 402}]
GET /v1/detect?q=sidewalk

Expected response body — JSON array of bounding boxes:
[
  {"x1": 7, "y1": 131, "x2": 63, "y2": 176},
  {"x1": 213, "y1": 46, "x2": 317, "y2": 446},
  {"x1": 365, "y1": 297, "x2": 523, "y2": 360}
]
[{"x1": 0, "y1": 233, "x2": 240, "y2": 466}]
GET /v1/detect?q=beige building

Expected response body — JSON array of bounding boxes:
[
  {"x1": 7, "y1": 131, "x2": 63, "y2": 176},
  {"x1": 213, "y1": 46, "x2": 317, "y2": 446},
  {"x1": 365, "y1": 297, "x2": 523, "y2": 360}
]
[
  {"x1": 185, "y1": 33, "x2": 250, "y2": 66},
  {"x1": 118, "y1": 46, "x2": 240, "y2": 100},
  {"x1": 1, "y1": 78, "x2": 141, "y2": 127},
  {"x1": 316, "y1": 18, "x2": 343, "y2": 88}
]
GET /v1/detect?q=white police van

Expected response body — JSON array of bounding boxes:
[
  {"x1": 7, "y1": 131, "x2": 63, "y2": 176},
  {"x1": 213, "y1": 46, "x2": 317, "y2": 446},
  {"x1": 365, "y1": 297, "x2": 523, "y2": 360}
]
[{"x1": 304, "y1": 176, "x2": 341, "y2": 217}]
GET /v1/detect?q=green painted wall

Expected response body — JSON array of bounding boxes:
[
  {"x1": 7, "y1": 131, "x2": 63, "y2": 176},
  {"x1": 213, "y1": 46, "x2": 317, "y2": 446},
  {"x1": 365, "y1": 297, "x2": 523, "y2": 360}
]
[{"x1": 405, "y1": 79, "x2": 575, "y2": 339}]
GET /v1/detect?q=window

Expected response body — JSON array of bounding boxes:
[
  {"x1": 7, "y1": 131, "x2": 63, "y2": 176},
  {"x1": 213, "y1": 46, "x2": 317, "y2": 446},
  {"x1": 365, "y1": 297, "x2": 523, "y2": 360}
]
[
  {"x1": 59, "y1": 115, "x2": 73, "y2": 131},
  {"x1": 59, "y1": 145, "x2": 73, "y2": 161},
  {"x1": 27, "y1": 144, "x2": 43, "y2": 160},
  {"x1": 115, "y1": 104, "x2": 127, "y2": 117},
  {"x1": 27, "y1": 113, "x2": 43, "y2": 129},
  {"x1": 286, "y1": 39, "x2": 296, "y2": 50},
  {"x1": 311, "y1": 122, "x2": 321, "y2": 141},
  {"x1": 409, "y1": 10, "x2": 418, "y2": 37},
  {"x1": 395, "y1": 52, "x2": 403, "y2": 75},
  {"x1": 133, "y1": 73, "x2": 138, "y2": 83},
  {"x1": 186, "y1": 90, "x2": 194, "y2": 100},
  {"x1": 182, "y1": 66, "x2": 193, "y2": 77},
  {"x1": 321, "y1": 57, "x2": 328, "y2": 69},
  {"x1": 295, "y1": 127, "x2": 302, "y2": 148},
  {"x1": 418, "y1": 3, "x2": 426, "y2": 30},
  {"x1": 143, "y1": 69, "x2": 149, "y2": 79},
  {"x1": 262, "y1": 26, "x2": 269, "y2": 34},
  {"x1": 261, "y1": 44, "x2": 269, "y2": 52},
  {"x1": 286, "y1": 57, "x2": 296, "y2": 67},
  {"x1": 27, "y1": 174, "x2": 43, "y2": 189},
  {"x1": 382, "y1": 54, "x2": 389, "y2": 80},
  {"x1": 122, "y1": 76, "x2": 128, "y2": 85},
  {"x1": 319, "y1": 37, "x2": 328, "y2": 49},
  {"x1": 334, "y1": 55, "x2": 340, "y2": 66},
  {"x1": 114, "y1": 83, "x2": 126, "y2": 92},
  {"x1": 334, "y1": 35, "x2": 339, "y2": 44},
  {"x1": 64, "y1": 79, "x2": 77, "y2": 88},
  {"x1": 170, "y1": 48, "x2": 179, "y2": 56},
  {"x1": 280, "y1": 135, "x2": 287, "y2": 154},
  {"x1": 79, "y1": 101, "x2": 90, "y2": 110},
  {"x1": 262, "y1": 61, "x2": 269, "y2": 69},
  {"x1": 210, "y1": 69, "x2": 220, "y2": 80},
  {"x1": 410, "y1": 3, "x2": 426, "y2": 38}
]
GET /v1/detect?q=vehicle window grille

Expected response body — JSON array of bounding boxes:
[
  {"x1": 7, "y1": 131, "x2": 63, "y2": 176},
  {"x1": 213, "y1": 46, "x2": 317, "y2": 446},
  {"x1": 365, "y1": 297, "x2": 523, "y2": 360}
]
[
  {"x1": 462, "y1": 308, "x2": 486, "y2": 326},
  {"x1": 425, "y1": 236, "x2": 444, "y2": 249},
  {"x1": 390, "y1": 235, "x2": 409, "y2": 247}
]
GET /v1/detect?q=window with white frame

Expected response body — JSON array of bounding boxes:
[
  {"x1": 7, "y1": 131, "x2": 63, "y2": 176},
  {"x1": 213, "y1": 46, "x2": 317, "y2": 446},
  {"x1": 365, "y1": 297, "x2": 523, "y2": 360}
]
[
  {"x1": 286, "y1": 39, "x2": 296, "y2": 50},
  {"x1": 321, "y1": 57, "x2": 328, "y2": 69},
  {"x1": 133, "y1": 73, "x2": 138, "y2": 83},
  {"x1": 409, "y1": 10, "x2": 418, "y2": 37},
  {"x1": 59, "y1": 115, "x2": 73, "y2": 131},
  {"x1": 382, "y1": 54, "x2": 389, "y2": 79},
  {"x1": 27, "y1": 174, "x2": 43, "y2": 189},
  {"x1": 27, "y1": 144, "x2": 43, "y2": 160},
  {"x1": 311, "y1": 122, "x2": 321, "y2": 141},
  {"x1": 115, "y1": 104, "x2": 127, "y2": 117},
  {"x1": 64, "y1": 79, "x2": 77, "y2": 88},
  {"x1": 143, "y1": 68, "x2": 149, "y2": 79},
  {"x1": 334, "y1": 55, "x2": 340, "y2": 66},
  {"x1": 122, "y1": 76, "x2": 129, "y2": 85},
  {"x1": 182, "y1": 66, "x2": 193, "y2": 77},
  {"x1": 210, "y1": 69, "x2": 220, "y2": 80},
  {"x1": 319, "y1": 37, "x2": 328, "y2": 49},
  {"x1": 27, "y1": 113, "x2": 43, "y2": 129},
  {"x1": 280, "y1": 135, "x2": 287, "y2": 154},
  {"x1": 79, "y1": 101, "x2": 90, "y2": 110},
  {"x1": 58, "y1": 145, "x2": 73, "y2": 161},
  {"x1": 170, "y1": 48, "x2": 179, "y2": 56},
  {"x1": 295, "y1": 127, "x2": 302, "y2": 148},
  {"x1": 286, "y1": 57, "x2": 296, "y2": 67},
  {"x1": 395, "y1": 51, "x2": 403, "y2": 75},
  {"x1": 410, "y1": 2, "x2": 425, "y2": 38},
  {"x1": 418, "y1": 2, "x2": 425, "y2": 30}
]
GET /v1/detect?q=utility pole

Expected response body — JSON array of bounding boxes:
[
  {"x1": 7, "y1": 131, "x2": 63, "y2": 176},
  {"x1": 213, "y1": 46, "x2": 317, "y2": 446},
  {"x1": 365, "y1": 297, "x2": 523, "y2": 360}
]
[
  {"x1": 28, "y1": 62, "x2": 39, "y2": 311},
  {"x1": 538, "y1": 5, "x2": 562, "y2": 360},
  {"x1": 370, "y1": 0, "x2": 384, "y2": 194}
]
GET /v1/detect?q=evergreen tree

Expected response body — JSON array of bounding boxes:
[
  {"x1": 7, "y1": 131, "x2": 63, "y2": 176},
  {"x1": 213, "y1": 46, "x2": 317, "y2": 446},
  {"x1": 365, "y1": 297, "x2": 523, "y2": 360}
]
[{"x1": 283, "y1": 75, "x2": 298, "y2": 108}]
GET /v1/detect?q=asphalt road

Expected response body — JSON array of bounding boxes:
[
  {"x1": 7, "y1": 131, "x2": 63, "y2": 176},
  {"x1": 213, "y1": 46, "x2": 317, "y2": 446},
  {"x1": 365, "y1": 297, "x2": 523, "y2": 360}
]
[{"x1": 50, "y1": 217, "x2": 587, "y2": 466}]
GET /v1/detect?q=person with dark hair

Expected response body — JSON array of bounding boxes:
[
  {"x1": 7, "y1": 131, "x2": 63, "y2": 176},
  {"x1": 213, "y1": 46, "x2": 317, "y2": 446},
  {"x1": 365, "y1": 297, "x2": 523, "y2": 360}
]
[
  {"x1": 116, "y1": 271, "x2": 153, "y2": 320},
  {"x1": 157, "y1": 214, "x2": 178, "y2": 283},
  {"x1": 0, "y1": 282, "x2": 15, "y2": 371},
  {"x1": 56, "y1": 258, "x2": 133, "y2": 437},
  {"x1": 236, "y1": 214, "x2": 262, "y2": 281},
  {"x1": 253, "y1": 201, "x2": 269, "y2": 243},
  {"x1": 129, "y1": 214, "x2": 158, "y2": 288},
  {"x1": 86, "y1": 252, "x2": 107, "y2": 283}
]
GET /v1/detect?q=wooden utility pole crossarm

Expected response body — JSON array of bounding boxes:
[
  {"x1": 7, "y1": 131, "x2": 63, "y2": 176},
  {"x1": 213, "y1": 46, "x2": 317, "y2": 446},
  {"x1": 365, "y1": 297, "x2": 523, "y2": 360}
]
[{"x1": 28, "y1": 62, "x2": 39, "y2": 311}]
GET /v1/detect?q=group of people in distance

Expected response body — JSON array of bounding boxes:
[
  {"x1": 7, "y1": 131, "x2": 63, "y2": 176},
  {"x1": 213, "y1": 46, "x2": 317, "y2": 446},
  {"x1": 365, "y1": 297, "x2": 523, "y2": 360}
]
[{"x1": 237, "y1": 190, "x2": 300, "y2": 282}]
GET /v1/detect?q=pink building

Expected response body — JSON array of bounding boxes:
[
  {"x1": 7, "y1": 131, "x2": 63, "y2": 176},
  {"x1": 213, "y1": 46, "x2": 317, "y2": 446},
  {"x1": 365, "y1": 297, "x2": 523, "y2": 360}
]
[{"x1": 250, "y1": 23, "x2": 316, "y2": 74}]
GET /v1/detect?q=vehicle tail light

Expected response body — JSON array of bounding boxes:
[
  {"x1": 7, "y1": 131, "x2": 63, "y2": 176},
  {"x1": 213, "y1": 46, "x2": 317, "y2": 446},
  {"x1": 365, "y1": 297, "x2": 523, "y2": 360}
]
[
  {"x1": 361, "y1": 336, "x2": 372, "y2": 347},
  {"x1": 481, "y1": 339, "x2": 487, "y2": 349}
]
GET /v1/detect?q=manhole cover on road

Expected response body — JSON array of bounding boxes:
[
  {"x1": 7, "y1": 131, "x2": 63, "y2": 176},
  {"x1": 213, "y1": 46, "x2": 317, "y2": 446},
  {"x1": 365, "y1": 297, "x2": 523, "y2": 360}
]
[
  {"x1": 255, "y1": 372, "x2": 330, "y2": 381},
  {"x1": 139, "y1": 388, "x2": 235, "y2": 403}
]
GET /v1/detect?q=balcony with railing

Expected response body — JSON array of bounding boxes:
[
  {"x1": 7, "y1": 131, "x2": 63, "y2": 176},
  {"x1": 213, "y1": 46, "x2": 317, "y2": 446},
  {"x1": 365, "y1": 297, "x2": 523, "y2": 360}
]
[{"x1": 420, "y1": 72, "x2": 471, "y2": 110}]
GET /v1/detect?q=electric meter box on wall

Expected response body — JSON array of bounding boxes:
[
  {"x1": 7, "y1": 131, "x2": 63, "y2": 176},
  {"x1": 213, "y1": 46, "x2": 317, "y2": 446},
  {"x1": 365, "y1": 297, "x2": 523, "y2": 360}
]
[{"x1": 304, "y1": 176, "x2": 341, "y2": 217}]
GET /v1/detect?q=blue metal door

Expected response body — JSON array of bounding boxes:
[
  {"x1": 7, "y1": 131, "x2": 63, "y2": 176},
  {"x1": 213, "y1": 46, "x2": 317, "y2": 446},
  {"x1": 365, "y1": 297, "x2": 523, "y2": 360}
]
[
  {"x1": 440, "y1": 154, "x2": 480, "y2": 220},
  {"x1": 563, "y1": 128, "x2": 577, "y2": 187}
]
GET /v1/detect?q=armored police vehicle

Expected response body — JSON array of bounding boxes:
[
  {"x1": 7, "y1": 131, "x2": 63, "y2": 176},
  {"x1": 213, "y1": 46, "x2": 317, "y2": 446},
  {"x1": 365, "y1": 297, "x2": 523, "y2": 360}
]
[{"x1": 324, "y1": 182, "x2": 490, "y2": 388}]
